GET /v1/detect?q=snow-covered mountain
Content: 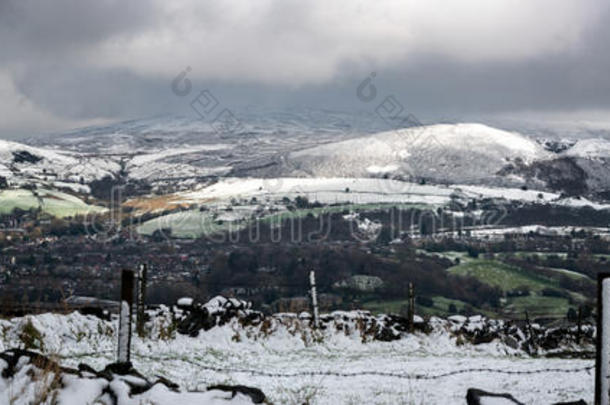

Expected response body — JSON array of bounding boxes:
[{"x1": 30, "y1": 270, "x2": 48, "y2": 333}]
[
  {"x1": 257, "y1": 123, "x2": 551, "y2": 186},
  {"x1": 3, "y1": 113, "x2": 610, "y2": 200}
]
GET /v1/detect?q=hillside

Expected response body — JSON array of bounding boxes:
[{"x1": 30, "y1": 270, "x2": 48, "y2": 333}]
[
  {"x1": 0, "y1": 139, "x2": 120, "y2": 186},
  {"x1": 257, "y1": 123, "x2": 551, "y2": 185},
  {"x1": 2, "y1": 117, "x2": 610, "y2": 209}
]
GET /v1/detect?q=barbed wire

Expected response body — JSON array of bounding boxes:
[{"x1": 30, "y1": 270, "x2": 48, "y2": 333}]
[
  {"x1": 52, "y1": 350, "x2": 594, "y2": 379},
  {"x1": 132, "y1": 352, "x2": 594, "y2": 380}
]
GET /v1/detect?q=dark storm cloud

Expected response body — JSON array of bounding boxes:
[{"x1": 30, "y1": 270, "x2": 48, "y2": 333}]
[
  {"x1": 0, "y1": 0, "x2": 158, "y2": 62},
  {"x1": 1, "y1": 0, "x2": 610, "y2": 137}
]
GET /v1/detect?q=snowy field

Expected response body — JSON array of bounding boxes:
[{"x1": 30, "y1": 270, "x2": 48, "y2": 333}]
[
  {"x1": 123, "y1": 344, "x2": 592, "y2": 404},
  {"x1": 135, "y1": 176, "x2": 610, "y2": 238},
  {"x1": 178, "y1": 177, "x2": 610, "y2": 210},
  {"x1": 0, "y1": 311, "x2": 593, "y2": 404}
]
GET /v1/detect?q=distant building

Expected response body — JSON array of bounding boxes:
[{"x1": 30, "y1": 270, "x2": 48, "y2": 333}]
[{"x1": 333, "y1": 275, "x2": 384, "y2": 292}]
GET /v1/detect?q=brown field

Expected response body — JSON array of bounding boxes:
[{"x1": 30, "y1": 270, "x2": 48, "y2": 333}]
[{"x1": 123, "y1": 194, "x2": 214, "y2": 213}]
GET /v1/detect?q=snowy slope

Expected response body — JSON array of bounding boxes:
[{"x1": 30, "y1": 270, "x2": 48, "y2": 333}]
[
  {"x1": 0, "y1": 139, "x2": 120, "y2": 185},
  {"x1": 9, "y1": 116, "x2": 610, "y2": 198},
  {"x1": 277, "y1": 123, "x2": 551, "y2": 184},
  {"x1": 563, "y1": 138, "x2": 610, "y2": 158},
  {"x1": 177, "y1": 177, "x2": 564, "y2": 207},
  {"x1": 126, "y1": 144, "x2": 232, "y2": 181},
  {"x1": 557, "y1": 139, "x2": 610, "y2": 194}
]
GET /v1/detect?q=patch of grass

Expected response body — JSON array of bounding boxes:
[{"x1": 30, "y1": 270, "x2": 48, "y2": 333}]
[
  {"x1": 19, "y1": 318, "x2": 45, "y2": 351},
  {"x1": 361, "y1": 296, "x2": 496, "y2": 318},
  {"x1": 420, "y1": 296, "x2": 467, "y2": 317},
  {"x1": 447, "y1": 259, "x2": 556, "y2": 292},
  {"x1": 544, "y1": 267, "x2": 591, "y2": 281},
  {"x1": 274, "y1": 384, "x2": 324, "y2": 405},
  {"x1": 0, "y1": 189, "x2": 105, "y2": 218},
  {"x1": 137, "y1": 210, "x2": 241, "y2": 238},
  {"x1": 362, "y1": 299, "x2": 409, "y2": 315},
  {"x1": 504, "y1": 294, "x2": 570, "y2": 318}
]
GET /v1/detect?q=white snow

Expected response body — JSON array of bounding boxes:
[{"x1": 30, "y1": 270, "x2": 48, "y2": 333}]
[
  {"x1": 434, "y1": 225, "x2": 610, "y2": 240},
  {"x1": 564, "y1": 138, "x2": 610, "y2": 158},
  {"x1": 0, "y1": 311, "x2": 594, "y2": 405},
  {"x1": 128, "y1": 144, "x2": 229, "y2": 167},
  {"x1": 0, "y1": 139, "x2": 120, "y2": 185},
  {"x1": 457, "y1": 184, "x2": 557, "y2": 202},
  {"x1": 366, "y1": 164, "x2": 399, "y2": 174},
  {"x1": 555, "y1": 196, "x2": 610, "y2": 210},
  {"x1": 179, "y1": 177, "x2": 454, "y2": 206},
  {"x1": 177, "y1": 297, "x2": 194, "y2": 306},
  {"x1": 176, "y1": 177, "x2": 610, "y2": 211},
  {"x1": 286, "y1": 123, "x2": 551, "y2": 182}
]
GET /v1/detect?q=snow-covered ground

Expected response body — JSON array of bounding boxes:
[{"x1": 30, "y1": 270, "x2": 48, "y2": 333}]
[
  {"x1": 4, "y1": 118, "x2": 610, "y2": 202},
  {"x1": 177, "y1": 177, "x2": 610, "y2": 210},
  {"x1": 0, "y1": 311, "x2": 593, "y2": 404},
  {"x1": 433, "y1": 225, "x2": 610, "y2": 240},
  {"x1": 133, "y1": 177, "x2": 609, "y2": 238},
  {"x1": 0, "y1": 139, "x2": 120, "y2": 185},
  {"x1": 564, "y1": 138, "x2": 610, "y2": 158},
  {"x1": 178, "y1": 177, "x2": 455, "y2": 206},
  {"x1": 282, "y1": 123, "x2": 551, "y2": 184}
]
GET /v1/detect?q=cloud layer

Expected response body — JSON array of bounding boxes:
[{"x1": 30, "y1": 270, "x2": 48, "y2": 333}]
[{"x1": 1, "y1": 0, "x2": 610, "y2": 136}]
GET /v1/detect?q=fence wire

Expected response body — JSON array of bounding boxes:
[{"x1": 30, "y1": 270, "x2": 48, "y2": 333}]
[
  {"x1": 130, "y1": 352, "x2": 594, "y2": 381},
  {"x1": 53, "y1": 347, "x2": 595, "y2": 381}
]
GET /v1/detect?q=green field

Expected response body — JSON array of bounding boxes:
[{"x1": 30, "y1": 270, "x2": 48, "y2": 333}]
[
  {"x1": 544, "y1": 267, "x2": 591, "y2": 280},
  {"x1": 362, "y1": 296, "x2": 498, "y2": 318},
  {"x1": 0, "y1": 189, "x2": 105, "y2": 218},
  {"x1": 362, "y1": 296, "x2": 495, "y2": 318},
  {"x1": 416, "y1": 296, "x2": 498, "y2": 318},
  {"x1": 352, "y1": 256, "x2": 583, "y2": 319},
  {"x1": 361, "y1": 299, "x2": 409, "y2": 315},
  {"x1": 138, "y1": 202, "x2": 429, "y2": 238},
  {"x1": 445, "y1": 258, "x2": 591, "y2": 319},
  {"x1": 447, "y1": 259, "x2": 557, "y2": 292},
  {"x1": 137, "y1": 210, "x2": 246, "y2": 238},
  {"x1": 503, "y1": 295, "x2": 571, "y2": 318}
]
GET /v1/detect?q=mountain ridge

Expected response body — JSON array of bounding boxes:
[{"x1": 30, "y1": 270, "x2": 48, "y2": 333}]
[{"x1": 1, "y1": 119, "x2": 610, "y2": 200}]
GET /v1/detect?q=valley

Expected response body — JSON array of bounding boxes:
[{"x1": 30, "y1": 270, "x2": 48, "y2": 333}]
[{"x1": 1, "y1": 114, "x2": 609, "y2": 324}]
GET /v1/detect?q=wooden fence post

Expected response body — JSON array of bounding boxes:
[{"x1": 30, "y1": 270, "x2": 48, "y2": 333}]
[
  {"x1": 408, "y1": 282, "x2": 415, "y2": 333},
  {"x1": 596, "y1": 273, "x2": 610, "y2": 405},
  {"x1": 309, "y1": 271, "x2": 320, "y2": 329},
  {"x1": 577, "y1": 305, "x2": 582, "y2": 344},
  {"x1": 524, "y1": 310, "x2": 537, "y2": 353},
  {"x1": 136, "y1": 263, "x2": 147, "y2": 337},
  {"x1": 117, "y1": 269, "x2": 134, "y2": 364}
]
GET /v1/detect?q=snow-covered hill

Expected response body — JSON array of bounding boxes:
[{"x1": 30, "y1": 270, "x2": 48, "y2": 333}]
[
  {"x1": 260, "y1": 123, "x2": 551, "y2": 185},
  {"x1": 0, "y1": 139, "x2": 120, "y2": 186},
  {"x1": 564, "y1": 138, "x2": 610, "y2": 158},
  {"x1": 4, "y1": 114, "x2": 610, "y2": 201}
]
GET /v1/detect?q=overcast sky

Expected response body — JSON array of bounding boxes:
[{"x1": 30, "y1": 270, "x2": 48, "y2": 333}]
[{"x1": 2, "y1": 0, "x2": 610, "y2": 138}]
